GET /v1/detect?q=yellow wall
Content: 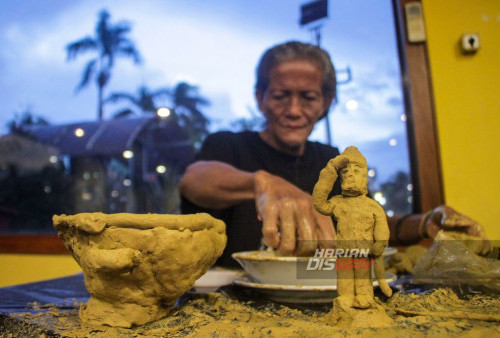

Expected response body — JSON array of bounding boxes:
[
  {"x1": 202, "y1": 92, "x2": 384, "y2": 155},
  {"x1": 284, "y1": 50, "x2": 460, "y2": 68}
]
[
  {"x1": 422, "y1": 0, "x2": 500, "y2": 240},
  {"x1": 1, "y1": 1, "x2": 499, "y2": 288},
  {"x1": 0, "y1": 254, "x2": 81, "y2": 287}
]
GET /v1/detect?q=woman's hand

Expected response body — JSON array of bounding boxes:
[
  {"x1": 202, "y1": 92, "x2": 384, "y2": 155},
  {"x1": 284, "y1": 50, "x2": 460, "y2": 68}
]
[
  {"x1": 423, "y1": 205, "x2": 490, "y2": 255},
  {"x1": 255, "y1": 170, "x2": 335, "y2": 256}
]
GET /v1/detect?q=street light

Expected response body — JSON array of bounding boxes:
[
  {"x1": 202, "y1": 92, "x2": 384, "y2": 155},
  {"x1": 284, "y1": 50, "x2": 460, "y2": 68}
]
[{"x1": 157, "y1": 107, "x2": 171, "y2": 118}]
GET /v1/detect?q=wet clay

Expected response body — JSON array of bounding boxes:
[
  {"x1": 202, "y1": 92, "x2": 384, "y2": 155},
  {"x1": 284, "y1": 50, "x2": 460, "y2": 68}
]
[
  {"x1": 386, "y1": 245, "x2": 428, "y2": 275},
  {"x1": 312, "y1": 146, "x2": 392, "y2": 327},
  {"x1": 413, "y1": 230, "x2": 500, "y2": 291},
  {"x1": 9, "y1": 289, "x2": 500, "y2": 337},
  {"x1": 53, "y1": 212, "x2": 226, "y2": 328}
]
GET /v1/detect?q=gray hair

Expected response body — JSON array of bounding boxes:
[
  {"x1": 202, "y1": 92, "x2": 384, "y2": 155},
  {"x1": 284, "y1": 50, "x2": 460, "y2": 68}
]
[{"x1": 255, "y1": 41, "x2": 337, "y2": 118}]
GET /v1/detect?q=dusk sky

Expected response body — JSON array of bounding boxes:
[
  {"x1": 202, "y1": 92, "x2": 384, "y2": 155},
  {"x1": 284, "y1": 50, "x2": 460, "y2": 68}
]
[{"x1": 0, "y1": 0, "x2": 409, "y2": 182}]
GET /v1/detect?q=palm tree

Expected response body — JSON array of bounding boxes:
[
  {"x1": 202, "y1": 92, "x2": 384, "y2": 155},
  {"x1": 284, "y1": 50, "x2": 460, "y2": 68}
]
[
  {"x1": 171, "y1": 82, "x2": 210, "y2": 149},
  {"x1": 106, "y1": 85, "x2": 171, "y2": 118},
  {"x1": 66, "y1": 9, "x2": 141, "y2": 120}
]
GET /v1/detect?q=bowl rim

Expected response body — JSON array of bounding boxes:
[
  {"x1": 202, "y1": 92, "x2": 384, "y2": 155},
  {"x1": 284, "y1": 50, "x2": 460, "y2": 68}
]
[{"x1": 232, "y1": 247, "x2": 397, "y2": 263}]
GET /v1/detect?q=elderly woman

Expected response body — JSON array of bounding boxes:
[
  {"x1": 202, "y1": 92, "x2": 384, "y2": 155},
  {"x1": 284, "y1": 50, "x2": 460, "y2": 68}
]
[{"x1": 179, "y1": 41, "x2": 487, "y2": 267}]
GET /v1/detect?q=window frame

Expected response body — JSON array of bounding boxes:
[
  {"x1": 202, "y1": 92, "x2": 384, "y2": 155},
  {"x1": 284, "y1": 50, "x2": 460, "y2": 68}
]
[
  {"x1": 392, "y1": 0, "x2": 444, "y2": 213},
  {"x1": 0, "y1": 0, "x2": 444, "y2": 254}
]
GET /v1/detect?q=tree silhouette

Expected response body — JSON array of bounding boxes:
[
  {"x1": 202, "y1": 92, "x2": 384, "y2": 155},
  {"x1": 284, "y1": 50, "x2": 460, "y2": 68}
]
[
  {"x1": 106, "y1": 82, "x2": 211, "y2": 149},
  {"x1": 7, "y1": 109, "x2": 50, "y2": 135},
  {"x1": 379, "y1": 171, "x2": 412, "y2": 214},
  {"x1": 106, "y1": 85, "x2": 170, "y2": 118},
  {"x1": 171, "y1": 82, "x2": 210, "y2": 149},
  {"x1": 230, "y1": 106, "x2": 265, "y2": 132},
  {"x1": 66, "y1": 9, "x2": 141, "y2": 120}
]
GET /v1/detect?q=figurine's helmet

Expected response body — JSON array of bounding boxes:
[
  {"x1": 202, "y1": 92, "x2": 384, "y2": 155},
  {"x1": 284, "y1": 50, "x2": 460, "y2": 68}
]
[
  {"x1": 342, "y1": 146, "x2": 367, "y2": 169},
  {"x1": 339, "y1": 146, "x2": 368, "y2": 196}
]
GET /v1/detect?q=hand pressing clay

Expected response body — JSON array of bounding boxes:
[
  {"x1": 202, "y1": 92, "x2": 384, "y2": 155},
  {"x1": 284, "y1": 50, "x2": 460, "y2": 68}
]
[
  {"x1": 53, "y1": 212, "x2": 226, "y2": 328},
  {"x1": 312, "y1": 146, "x2": 392, "y2": 328}
]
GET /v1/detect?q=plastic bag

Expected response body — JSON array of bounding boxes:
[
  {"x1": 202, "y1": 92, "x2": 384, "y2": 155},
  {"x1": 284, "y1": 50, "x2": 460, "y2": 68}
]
[{"x1": 413, "y1": 231, "x2": 500, "y2": 291}]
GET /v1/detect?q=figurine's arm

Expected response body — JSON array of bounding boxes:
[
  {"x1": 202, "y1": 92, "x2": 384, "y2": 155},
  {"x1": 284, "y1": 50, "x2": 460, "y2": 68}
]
[
  {"x1": 312, "y1": 158, "x2": 342, "y2": 215},
  {"x1": 370, "y1": 202, "x2": 390, "y2": 257},
  {"x1": 371, "y1": 201, "x2": 393, "y2": 297}
]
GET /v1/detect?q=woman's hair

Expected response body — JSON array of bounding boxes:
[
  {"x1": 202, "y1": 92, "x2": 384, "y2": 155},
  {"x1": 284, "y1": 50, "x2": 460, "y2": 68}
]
[{"x1": 255, "y1": 41, "x2": 337, "y2": 117}]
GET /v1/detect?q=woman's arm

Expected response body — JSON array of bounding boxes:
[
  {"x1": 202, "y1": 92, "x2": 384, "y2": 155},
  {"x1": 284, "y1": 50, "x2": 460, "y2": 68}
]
[{"x1": 179, "y1": 160, "x2": 255, "y2": 209}]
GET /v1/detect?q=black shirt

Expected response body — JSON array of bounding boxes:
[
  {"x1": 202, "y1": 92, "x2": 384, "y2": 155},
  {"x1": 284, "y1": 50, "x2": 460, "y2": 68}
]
[{"x1": 181, "y1": 131, "x2": 341, "y2": 267}]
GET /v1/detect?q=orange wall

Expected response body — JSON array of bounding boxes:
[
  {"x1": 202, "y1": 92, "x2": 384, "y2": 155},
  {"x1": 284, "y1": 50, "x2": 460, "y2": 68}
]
[{"x1": 422, "y1": 0, "x2": 500, "y2": 240}]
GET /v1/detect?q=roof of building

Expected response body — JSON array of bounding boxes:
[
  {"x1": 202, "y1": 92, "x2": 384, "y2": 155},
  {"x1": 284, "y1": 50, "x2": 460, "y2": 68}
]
[{"x1": 23, "y1": 117, "x2": 194, "y2": 169}]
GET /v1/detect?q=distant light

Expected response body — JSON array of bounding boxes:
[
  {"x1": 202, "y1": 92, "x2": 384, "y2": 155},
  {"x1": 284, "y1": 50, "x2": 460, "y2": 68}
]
[
  {"x1": 407, "y1": 196, "x2": 413, "y2": 203},
  {"x1": 123, "y1": 179, "x2": 132, "y2": 187},
  {"x1": 407, "y1": 183, "x2": 413, "y2": 191},
  {"x1": 386, "y1": 210, "x2": 394, "y2": 217},
  {"x1": 345, "y1": 99, "x2": 359, "y2": 111},
  {"x1": 83, "y1": 171, "x2": 91, "y2": 180},
  {"x1": 49, "y1": 155, "x2": 58, "y2": 164},
  {"x1": 157, "y1": 107, "x2": 171, "y2": 118},
  {"x1": 44, "y1": 185, "x2": 52, "y2": 194},
  {"x1": 74, "y1": 128, "x2": 85, "y2": 137},
  {"x1": 368, "y1": 169, "x2": 376, "y2": 178},
  {"x1": 373, "y1": 192, "x2": 386, "y2": 206},
  {"x1": 400, "y1": 114, "x2": 407, "y2": 122},
  {"x1": 389, "y1": 138, "x2": 398, "y2": 146},
  {"x1": 81, "y1": 192, "x2": 92, "y2": 201},
  {"x1": 123, "y1": 150, "x2": 134, "y2": 159},
  {"x1": 156, "y1": 165, "x2": 167, "y2": 174},
  {"x1": 111, "y1": 190, "x2": 119, "y2": 198}
]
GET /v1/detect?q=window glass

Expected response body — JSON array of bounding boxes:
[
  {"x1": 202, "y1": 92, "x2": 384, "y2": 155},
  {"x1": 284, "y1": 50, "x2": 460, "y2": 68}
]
[{"x1": 0, "y1": 0, "x2": 411, "y2": 234}]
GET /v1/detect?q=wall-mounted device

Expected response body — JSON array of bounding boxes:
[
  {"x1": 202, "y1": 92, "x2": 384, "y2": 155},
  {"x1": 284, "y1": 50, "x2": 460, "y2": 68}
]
[
  {"x1": 405, "y1": 1, "x2": 426, "y2": 43},
  {"x1": 461, "y1": 33, "x2": 480, "y2": 53}
]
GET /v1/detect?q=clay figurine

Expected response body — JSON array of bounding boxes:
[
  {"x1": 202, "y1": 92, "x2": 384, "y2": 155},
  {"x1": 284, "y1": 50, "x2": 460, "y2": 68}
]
[{"x1": 312, "y1": 146, "x2": 392, "y2": 327}]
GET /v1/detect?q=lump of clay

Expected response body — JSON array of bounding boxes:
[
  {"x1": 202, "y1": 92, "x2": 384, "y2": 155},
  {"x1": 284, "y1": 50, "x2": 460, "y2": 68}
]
[
  {"x1": 53, "y1": 212, "x2": 226, "y2": 328},
  {"x1": 386, "y1": 245, "x2": 428, "y2": 274},
  {"x1": 413, "y1": 230, "x2": 500, "y2": 291}
]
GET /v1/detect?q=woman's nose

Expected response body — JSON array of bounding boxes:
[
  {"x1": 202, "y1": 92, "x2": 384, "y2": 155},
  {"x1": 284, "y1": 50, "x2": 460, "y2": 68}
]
[{"x1": 287, "y1": 95, "x2": 302, "y2": 116}]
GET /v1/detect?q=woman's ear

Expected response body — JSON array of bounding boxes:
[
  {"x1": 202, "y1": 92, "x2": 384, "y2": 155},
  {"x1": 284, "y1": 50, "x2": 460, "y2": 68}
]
[
  {"x1": 323, "y1": 94, "x2": 335, "y2": 112},
  {"x1": 255, "y1": 90, "x2": 266, "y2": 115},
  {"x1": 320, "y1": 94, "x2": 335, "y2": 119}
]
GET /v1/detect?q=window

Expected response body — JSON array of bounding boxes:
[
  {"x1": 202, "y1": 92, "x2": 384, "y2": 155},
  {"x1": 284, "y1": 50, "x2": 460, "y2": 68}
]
[{"x1": 0, "y1": 0, "x2": 442, "y2": 252}]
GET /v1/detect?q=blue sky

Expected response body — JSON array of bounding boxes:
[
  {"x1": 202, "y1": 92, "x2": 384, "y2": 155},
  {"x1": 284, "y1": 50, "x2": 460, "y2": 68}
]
[{"x1": 0, "y1": 0, "x2": 409, "y2": 183}]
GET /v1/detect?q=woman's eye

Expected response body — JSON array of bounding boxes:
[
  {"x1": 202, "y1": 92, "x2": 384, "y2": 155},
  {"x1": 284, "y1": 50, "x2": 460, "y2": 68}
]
[
  {"x1": 271, "y1": 92, "x2": 288, "y2": 100},
  {"x1": 302, "y1": 92, "x2": 320, "y2": 101}
]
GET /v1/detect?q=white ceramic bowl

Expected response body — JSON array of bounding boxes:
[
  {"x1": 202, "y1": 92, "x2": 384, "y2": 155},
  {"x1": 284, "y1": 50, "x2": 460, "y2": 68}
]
[
  {"x1": 193, "y1": 269, "x2": 244, "y2": 293},
  {"x1": 232, "y1": 247, "x2": 397, "y2": 286}
]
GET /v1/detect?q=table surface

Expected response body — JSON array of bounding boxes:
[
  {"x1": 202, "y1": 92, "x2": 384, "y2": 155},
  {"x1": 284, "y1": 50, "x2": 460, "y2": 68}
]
[{"x1": 1, "y1": 273, "x2": 499, "y2": 337}]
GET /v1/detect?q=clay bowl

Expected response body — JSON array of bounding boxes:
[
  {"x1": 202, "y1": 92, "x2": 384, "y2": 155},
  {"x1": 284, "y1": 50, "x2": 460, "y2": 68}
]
[
  {"x1": 232, "y1": 247, "x2": 397, "y2": 286},
  {"x1": 53, "y1": 212, "x2": 226, "y2": 328}
]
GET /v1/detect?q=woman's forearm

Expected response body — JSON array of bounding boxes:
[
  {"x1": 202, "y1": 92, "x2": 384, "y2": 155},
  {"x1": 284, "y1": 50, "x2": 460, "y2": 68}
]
[
  {"x1": 179, "y1": 161, "x2": 256, "y2": 209},
  {"x1": 388, "y1": 214, "x2": 425, "y2": 245}
]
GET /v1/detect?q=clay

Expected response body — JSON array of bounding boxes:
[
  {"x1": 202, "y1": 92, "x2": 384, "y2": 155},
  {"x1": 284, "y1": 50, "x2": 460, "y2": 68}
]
[
  {"x1": 53, "y1": 212, "x2": 226, "y2": 328},
  {"x1": 386, "y1": 245, "x2": 427, "y2": 274},
  {"x1": 413, "y1": 230, "x2": 500, "y2": 291},
  {"x1": 9, "y1": 288, "x2": 500, "y2": 336},
  {"x1": 312, "y1": 146, "x2": 392, "y2": 327}
]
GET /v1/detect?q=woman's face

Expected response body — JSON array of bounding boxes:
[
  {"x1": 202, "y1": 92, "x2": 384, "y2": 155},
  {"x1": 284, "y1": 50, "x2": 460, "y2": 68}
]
[{"x1": 257, "y1": 60, "x2": 328, "y2": 156}]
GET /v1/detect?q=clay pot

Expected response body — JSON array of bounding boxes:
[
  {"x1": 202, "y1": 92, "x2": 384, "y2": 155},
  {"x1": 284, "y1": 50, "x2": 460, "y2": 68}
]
[{"x1": 53, "y1": 212, "x2": 226, "y2": 328}]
